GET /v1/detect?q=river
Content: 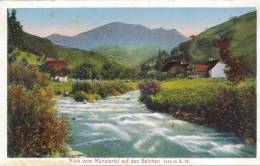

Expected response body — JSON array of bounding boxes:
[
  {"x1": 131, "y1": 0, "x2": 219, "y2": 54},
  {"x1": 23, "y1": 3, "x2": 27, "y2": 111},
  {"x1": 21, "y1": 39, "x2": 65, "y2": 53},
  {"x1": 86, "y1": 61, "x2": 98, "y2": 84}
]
[{"x1": 55, "y1": 90, "x2": 256, "y2": 157}]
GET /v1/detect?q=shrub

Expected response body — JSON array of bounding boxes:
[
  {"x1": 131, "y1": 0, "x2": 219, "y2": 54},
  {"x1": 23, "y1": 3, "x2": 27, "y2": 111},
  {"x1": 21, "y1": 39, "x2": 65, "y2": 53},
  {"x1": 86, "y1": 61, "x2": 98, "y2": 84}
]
[
  {"x1": 139, "y1": 80, "x2": 161, "y2": 96},
  {"x1": 74, "y1": 91, "x2": 88, "y2": 102},
  {"x1": 86, "y1": 93, "x2": 101, "y2": 102},
  {"x1": 72, "y1": 80, "x2": 136, "y2": 100},
  {"x1": 8, "y1": 84, "x2": 68, "y2": 157},
  {"x1": 8, "y1": 63, "x2": 50, "y2": 89},
  {"x1": 205, "y1": 85, "x2": 256, "y2": 142}
]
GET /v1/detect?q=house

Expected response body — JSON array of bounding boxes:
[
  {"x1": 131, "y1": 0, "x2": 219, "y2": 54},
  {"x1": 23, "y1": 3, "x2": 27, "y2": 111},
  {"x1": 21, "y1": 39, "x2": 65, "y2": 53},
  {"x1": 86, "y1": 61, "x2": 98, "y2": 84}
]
[
  {"x1": 44, "y1": 60, "x2": 68, "y2": 82},
  {"x1": 194, "y1": 64, "x2": 209, "y2": 77},
  {"x1": 161, "y1": 60, "x2": 189, "y2": 72},
  {"x1": 194, "y1": 59, "x2": 226, "y2": 78},
  {"x1": 208, "y1": 61, "x2": 226, "y2": 78}
]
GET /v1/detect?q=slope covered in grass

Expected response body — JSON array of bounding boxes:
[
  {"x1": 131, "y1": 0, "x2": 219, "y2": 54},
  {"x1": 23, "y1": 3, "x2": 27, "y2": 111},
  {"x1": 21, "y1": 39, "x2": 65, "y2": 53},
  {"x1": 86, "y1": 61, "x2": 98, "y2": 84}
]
[
  {"x1": 54, "y1": 45, "x2": 123, "y2": 70},
  {"x1": 8, "y1": 50, "x2": 43, "y2": 64},
  {"x1": 92, "y1": 45, "x2": 161, "y2": 67},
  {"x1": 14, "y1": 31, "x2": 131, "y2": 73},
  {"x1": 169, "y1": 11, "x2": 256, "y2": 75}
]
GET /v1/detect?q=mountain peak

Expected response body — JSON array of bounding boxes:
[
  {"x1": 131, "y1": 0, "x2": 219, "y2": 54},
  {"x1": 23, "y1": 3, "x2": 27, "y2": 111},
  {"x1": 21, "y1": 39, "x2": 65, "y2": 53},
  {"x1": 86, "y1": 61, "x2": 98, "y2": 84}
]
[{"x1": 46, "y1": 22, "x2": 187, "y2": 50}]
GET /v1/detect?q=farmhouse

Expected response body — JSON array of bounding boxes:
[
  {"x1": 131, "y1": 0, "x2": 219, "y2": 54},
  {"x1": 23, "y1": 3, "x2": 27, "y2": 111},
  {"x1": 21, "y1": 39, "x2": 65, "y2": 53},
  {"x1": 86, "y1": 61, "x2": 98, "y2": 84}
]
[
  {"x1": 161, "y1": 60, "x2": 189, "y2": 72},
  {"x1": 208, "y1": 60, "x2": 226, "y2": 78},
  {"x1": 194, "y1": 59, "x2": 226, "y2": 78},
  {"x1": 194, "y1": 64, "x2": 209, "y2": 77},
  {"x1": 44, "y1": 59, "x2": 68, "y2": 82}
]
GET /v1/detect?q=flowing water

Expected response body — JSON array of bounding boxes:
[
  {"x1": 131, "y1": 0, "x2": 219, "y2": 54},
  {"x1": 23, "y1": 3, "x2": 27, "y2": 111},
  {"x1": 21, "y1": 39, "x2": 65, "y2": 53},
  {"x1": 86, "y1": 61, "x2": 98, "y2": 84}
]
[{"x1": 55, "y1": 91, "x2": 256, "y2": 157}]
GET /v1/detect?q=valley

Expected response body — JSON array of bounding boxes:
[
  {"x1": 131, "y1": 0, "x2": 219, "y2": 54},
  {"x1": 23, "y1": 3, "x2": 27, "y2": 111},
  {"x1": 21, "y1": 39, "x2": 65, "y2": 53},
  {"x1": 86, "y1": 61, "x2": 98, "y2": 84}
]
[{"x1": 7, "y1": 8, "x2": 257, "y2": 158}]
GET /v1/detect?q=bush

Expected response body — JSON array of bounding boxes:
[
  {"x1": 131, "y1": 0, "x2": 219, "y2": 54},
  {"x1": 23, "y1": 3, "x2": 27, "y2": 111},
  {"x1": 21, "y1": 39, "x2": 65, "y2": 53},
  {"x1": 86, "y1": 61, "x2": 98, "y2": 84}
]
[
  {"x1": 8, "y1": 84, "x2": 68, "y2": 157},
  {"x1": 139, "y1": 80, "x2": 161, "y2": 96},
  {"x1": 205, "y1": 86, "x2": 256, "y2": 142},
  {"x1": 8, "y1": 63, "x2": 50, "y2": 89},
  {"x1": 74, "y1": 91, "x2": 88, "y2": 102},
  {"x1": 86, "y1": 93, "x2": 101, "y2": 102}
]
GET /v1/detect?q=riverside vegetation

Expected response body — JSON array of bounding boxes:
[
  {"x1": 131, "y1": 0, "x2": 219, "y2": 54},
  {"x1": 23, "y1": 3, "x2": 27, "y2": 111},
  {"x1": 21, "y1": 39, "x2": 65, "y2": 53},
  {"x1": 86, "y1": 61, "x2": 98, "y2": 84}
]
[
  {"x1": 8, "y1": 64, "x2": 68, "y2": 157},
  {"x1": 139, "y1": 78, "x2": 256, "y2": 144},
  {"x1": 71, "y1": 80, "x2": 137, "y2": 102}
]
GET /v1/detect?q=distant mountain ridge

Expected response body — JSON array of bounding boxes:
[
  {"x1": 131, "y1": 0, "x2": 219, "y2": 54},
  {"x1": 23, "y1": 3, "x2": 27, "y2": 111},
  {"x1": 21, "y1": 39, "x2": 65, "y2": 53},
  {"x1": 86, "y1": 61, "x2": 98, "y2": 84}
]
[{"x1": 46, "y1": 22, "x2": 187, "y2": 50}]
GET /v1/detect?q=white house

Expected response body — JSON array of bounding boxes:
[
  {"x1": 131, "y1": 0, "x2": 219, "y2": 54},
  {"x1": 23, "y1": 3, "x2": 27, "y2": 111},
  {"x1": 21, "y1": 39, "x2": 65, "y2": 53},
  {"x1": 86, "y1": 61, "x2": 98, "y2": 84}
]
[
  {"x1": 208, "y1": 61, "x2": 226, "y2": 78},
  {"x1": 55, "y1": 76, "x2": 68, "y2": 82}
]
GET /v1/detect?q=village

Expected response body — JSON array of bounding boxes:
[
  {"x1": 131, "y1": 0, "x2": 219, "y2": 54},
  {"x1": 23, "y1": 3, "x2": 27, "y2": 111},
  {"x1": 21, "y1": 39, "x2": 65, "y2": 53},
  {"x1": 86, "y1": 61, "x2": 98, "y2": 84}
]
[
  {"x1": 27, "y1": 57, "x2": 227, "y2": 83},
  {"x1": 161, "y1": 58, "x2": 226, "y2": 78}
]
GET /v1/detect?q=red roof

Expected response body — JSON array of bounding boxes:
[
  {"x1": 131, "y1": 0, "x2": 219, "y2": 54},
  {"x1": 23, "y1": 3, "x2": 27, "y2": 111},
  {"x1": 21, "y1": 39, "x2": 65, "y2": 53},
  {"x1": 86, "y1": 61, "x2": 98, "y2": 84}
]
[
  {"x1": 44, "y1": 60, "x2": 67, "y2": 68},
  {"x1": 195, "y1": 64, "x2": 209, "y2": 72}
]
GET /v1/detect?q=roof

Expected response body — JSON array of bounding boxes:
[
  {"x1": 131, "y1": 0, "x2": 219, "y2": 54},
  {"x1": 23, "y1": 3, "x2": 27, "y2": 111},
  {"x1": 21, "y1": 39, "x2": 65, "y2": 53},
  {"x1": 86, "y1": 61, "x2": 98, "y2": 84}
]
[
  {"x1": 195, "y1": 59, "x2": 221, "y2": 73},
  {"x1": 206, "y1": 59, "x2": 219, "y2": 70},
  {"x1": 44, "y1": 60, "x2": 67, "y2": 68},
  {"x1": 161, "y1": 60, "x2": 189, "y2": 72},
  {"x1": 195, "y1": 64, "x2": 209, "y2": 73}
]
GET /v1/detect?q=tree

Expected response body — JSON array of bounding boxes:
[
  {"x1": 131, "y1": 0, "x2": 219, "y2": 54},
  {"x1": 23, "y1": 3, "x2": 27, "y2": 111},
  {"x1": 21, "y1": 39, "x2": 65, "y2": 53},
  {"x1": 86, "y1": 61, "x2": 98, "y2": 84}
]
[
  {"x1": 102, "y1": 63, "x2": 113, "y2": 79},
  {"x1": 92, "y1": 67, "x2": 101, "y2": 80},
  {"x1": 155, "y1": 50, "x2": 169, "y2": 71},
  {"x1": 73, "y1": 63, "x2": 100, "y2": 80},
  {"x1": 215, "y1": 34, "x2": 247, "y2": 85},
  {"x1": 20, "y1": 58, "x2": 28, "y2": 66},
  {"x1": 8, "y1": 9, "x2": 24, "y2": 50},
  {"x1": 49, "y1": 68, "x2": 56, "y2": 79}
]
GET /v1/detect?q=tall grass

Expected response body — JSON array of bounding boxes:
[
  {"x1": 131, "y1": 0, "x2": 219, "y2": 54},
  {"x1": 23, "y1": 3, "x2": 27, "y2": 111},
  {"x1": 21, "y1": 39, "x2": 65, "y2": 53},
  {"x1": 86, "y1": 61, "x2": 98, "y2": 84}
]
[{"x1": 48, "y1": 81, "x2": 73, "y2": 95}]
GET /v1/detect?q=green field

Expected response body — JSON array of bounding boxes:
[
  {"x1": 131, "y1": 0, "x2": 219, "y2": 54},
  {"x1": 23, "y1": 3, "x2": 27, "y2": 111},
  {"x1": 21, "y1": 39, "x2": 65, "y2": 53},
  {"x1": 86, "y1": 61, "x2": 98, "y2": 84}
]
[
  {"x1": 48, "y1": 80, "x2": 74, "y2": 95},
  {"x1": 146, "y1": 78, "x2": 255, "y2": 111},
  {"x1": 54, "y1": 45, "x2": 123, "y2": 70}
]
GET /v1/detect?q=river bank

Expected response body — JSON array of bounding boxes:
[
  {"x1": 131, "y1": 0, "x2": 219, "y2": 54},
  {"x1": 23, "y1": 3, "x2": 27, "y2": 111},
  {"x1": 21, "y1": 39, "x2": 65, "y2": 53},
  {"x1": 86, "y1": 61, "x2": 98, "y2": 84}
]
[
  {"x1": 139, "y1": 78, "x2": 256, "y2": 145},
  {"x1": 49, "y1": 79, "x2": 138, "y2": 102}
]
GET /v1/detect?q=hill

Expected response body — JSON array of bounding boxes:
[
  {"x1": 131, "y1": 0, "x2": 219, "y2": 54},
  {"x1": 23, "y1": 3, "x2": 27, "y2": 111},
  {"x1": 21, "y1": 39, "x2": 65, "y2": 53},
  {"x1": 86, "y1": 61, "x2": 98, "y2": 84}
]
[
  {"x1": 46, "y1": 22, "x2": 187, "y2": 51},
  {"x1": 20, "y1": 31, "x2": 56, "y2": 58},
  {"x1": 92, "y1": 45, "x2": 161, "y2": 67},
  {"x1": 169, "y1": 11, "x2": 256, "y2": 75},
  {"x1": 10, "y1": 31, "x2": 131, "y2": 76}
]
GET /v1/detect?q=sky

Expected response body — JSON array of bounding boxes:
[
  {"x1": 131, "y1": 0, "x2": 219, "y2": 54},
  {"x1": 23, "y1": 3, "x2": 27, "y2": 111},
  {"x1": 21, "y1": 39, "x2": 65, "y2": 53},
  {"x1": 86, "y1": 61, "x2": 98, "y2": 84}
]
[{"x1": 14, "y1": 8, "x2": 255, "y2": 38}]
